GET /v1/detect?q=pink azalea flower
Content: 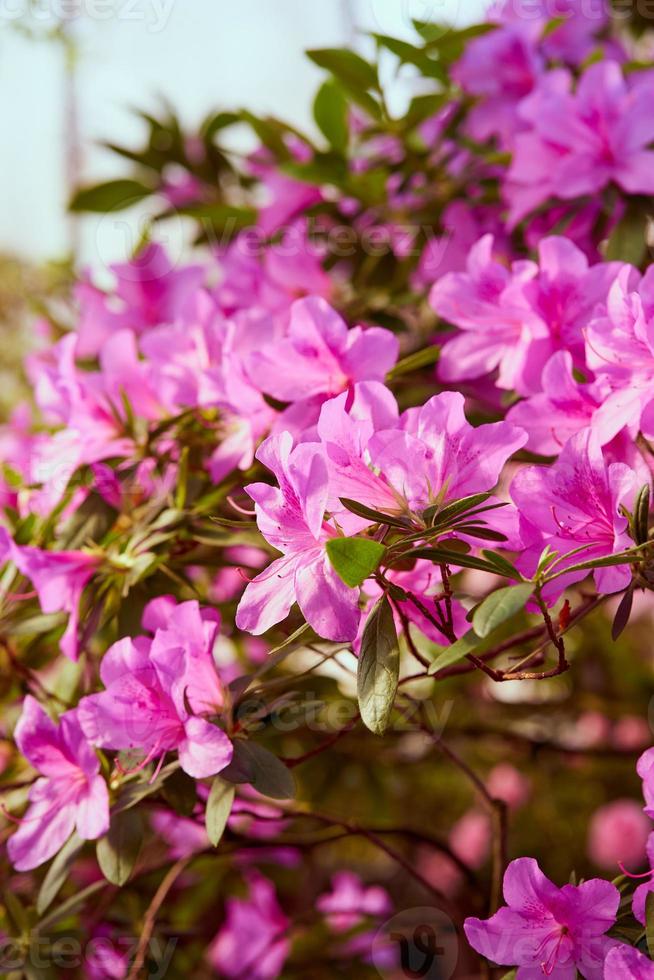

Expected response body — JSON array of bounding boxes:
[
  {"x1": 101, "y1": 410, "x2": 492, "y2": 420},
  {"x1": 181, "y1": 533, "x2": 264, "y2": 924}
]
[
  {"x1": 316, "y1": 872, "x2": 391, "y2": 934},
  {"x1": 487, "y1": 763, "x2": 531, "y2": 810},
  {"x1": 637, "y1": 747, "x2": 654, "y2": 820},
  {"x1": 8, "y1": 696, "x2": 109, "y2": 871},
  {"x1": 412, "y1": 200, "x2": 512, "y2": 288},
  {"x1": 450, "y1": 811, "x2": 491, "y2": 870},
  {"x1": 453, "y1": 23, "x2": 543, "y2": 149},
  {"x1": 507, "y1": 62, "x2": 654, "y2": 226},
  {"x1": 235, "y1": 432, "x2": 361, "y2": 641},
  {"x1": 75, "y1": 243, "x2": 205, "y2": 358},
  {"x1": 245, "y1": 296, "x2": 398, "y2": 403},
  {"x1": 603, "y1": 944, "x2": 654, "y2": 979},
  {"x1": 491, "y1": 0, "x2": 611, "y2": 66},
  {"x1": 214, "y1": 225, "x2": 331, "y2": 318},
  {"x1": 208, "y1": 872, "x2": 289, "y2": 980},
  {"x1": 587, "y1": 800, "x2": 651, "y2": 872},
  {"x1": 511, "y1": 428, "x2": 640, "y2": 600},
  {"x1": 585, "y1": 265, "x2": 654, "y2": 444},
  {"x1": 630, "y1": 832, "x2": 654, "y2": 925},
  {"x1": 322, "y1": 387, "x2": 526, "y2": 517},
  {"x1": 78, "y1": 600, "x2": 233, "y2": 778},
  {"x1": 464, "y1": 856, "x2": 620, "y2": 977},
  {"x1": 12, "y1": 545, "x2": 101, "y2": 660},
  {"x1": 431, "y1": 235, "x2": 620, "y2": 395}
]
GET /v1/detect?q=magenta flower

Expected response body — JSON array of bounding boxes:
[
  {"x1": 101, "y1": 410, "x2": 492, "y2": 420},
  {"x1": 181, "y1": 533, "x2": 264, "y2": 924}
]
[
  {"x1": 464, "y1": 857, "x2": 620, "y2": 977},
  {"x1": 208, "y1": 872, "x2": 289, "y2": 980},
  {"x1": 629, "y1": 832, "x2": 654, "y2": 926},
  {"x1": 431, "y1": 235, "x2": 620, "y2": 395},
  {"x1": 235, "y1": 432, "x2": 360, "y2": 641},
  {"x1": 603, "y1": 945, "x2": 654, "y2": 979},
  {"x1": 8, "y1": 696, "x2": 109, "y2": 871},
  {"x1": 357, "y1": 391, "x2": 526, "y2": 514},
  {"x1": 585, "y1": 265, "x2": 654, "y2": 444},
  {"x1": 12, "y1": 546, "x2": 101, "y2": 660},
  {"x1": 453, "y1": 23, "x2": 542, "y2": 148},
  {"x1": 511, "y1": 428, "x2": 639, "y2": 599},
  {"x1": 78, "y1": 600, "x2": 233, "y2": 778},
  {"x1": 245, "y1": 296, "x2": 398, "y2": 403},
  {"x1": 75, "y1": 243, "x2": 205, "y2": 358},
  {"x1": 507, "y1": 62, "x2": 654, "y2": 226},
  {"x1": 637, "y1": 747, "x2": 654, "y2": 820},
  {"x1": 491, "y1": 0, "x2": 610, "y2": 66},
  {"x1": 317, "y1": 872, "x2": 391, "y2": 934}
]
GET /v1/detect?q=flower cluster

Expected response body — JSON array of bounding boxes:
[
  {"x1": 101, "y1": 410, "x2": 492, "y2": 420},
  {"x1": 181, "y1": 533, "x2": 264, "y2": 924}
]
[{"x1": 3, "y1": 0, "x2": 654, "y2": 975}]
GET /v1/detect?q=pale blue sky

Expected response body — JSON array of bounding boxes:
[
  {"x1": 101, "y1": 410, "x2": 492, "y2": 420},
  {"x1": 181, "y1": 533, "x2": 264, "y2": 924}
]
[{"x1": 0, "y1": 0, "x2": 486, "y2": 267}]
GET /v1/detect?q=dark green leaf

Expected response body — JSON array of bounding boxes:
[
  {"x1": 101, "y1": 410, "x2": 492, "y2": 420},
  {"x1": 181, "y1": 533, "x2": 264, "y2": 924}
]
[
  {"x1": 161, "y1": 768, "x2": 197, "y2": 817},
  {"x1": 397, "y1": 547, "x2": 501, "y2": 574},
  {"x1": 357, "y1": 595, "x2": 400, "y2": 735},
  {"x1": 37, "y1": 833, "x2": 83, "y2": 916},
  {"x1": 612, "y1": 586, "x2": 635, "y2": 641},
  {"x1": 339, "y1": 498, "x2": 409, "y2": 529},
  {"x1": 472, "y1": 584, "x2": 534, "y2": 639},
  {"x1": 313, "y1": 80, "x2": 349, "y2": 153},
  {"x1": 96, "y1": 809, "x2": 143, "y2": 886},
  {"x1": 326, "y1": 536, "x2": 386, "y2": 587},
  {"x1": 205, "y1": 777, "x2": 235, "y2": 846},
  {"x1": 481, "y1": 550, "x2": 522, "y2": 581},
  {"x1": 427, "y1": 493, "x2": 493, "y2": 527},
  {"x1": 221, "y1": 741, "x2": 295, "y2": 799},
  {"x1": 69, "y1": 179, "x2": 151, "y2": 213},
  {"x1": 453, "y1": 525, "x2": 508, "y2": 542}
]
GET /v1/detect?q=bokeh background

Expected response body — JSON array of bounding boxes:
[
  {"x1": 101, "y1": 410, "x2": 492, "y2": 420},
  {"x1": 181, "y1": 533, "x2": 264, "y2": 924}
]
[{"x1": 0, "y1": 0, "x2": 485, "y2": 265}]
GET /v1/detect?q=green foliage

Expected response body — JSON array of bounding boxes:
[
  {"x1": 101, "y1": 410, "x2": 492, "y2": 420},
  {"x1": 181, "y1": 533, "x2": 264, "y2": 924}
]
[
  {"x1": 357, "y1": 595, "x2": 400, "y2": 734},
  {"x1": 325, "y1": 536, "x2": 386, "y2": 587}
]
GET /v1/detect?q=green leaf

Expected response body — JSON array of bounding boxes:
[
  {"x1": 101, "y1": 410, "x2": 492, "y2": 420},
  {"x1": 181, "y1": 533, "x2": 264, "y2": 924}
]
[
  {"x1": 372, "y1": 33, "x2": 446, "y2": 80},
  {"x1": 387, "y1": 345, "x2": 440, "y2": 379},
  {"x1": 646, "y1": 890, "x2": 654, "y2": 958},
  {"x1": 481, "y1": 550, "x2": 522, "y2": 581},
  {"x1": 326, "y1": 536, "x2": 386, "y2": 588},
  {"x1": 357, "y1": 595, "x2": 400, "y2": 735},
  {"x1": 611, "y1": 585, "x2": 634, "y2": 641},
  {"x1": 37, "y1": 833, "x2": 83, "y2": 916},
  {"x1": 397, "y1": 547, "x2": 502, "y2": 574},
  {"x1": 201, "y1": 110, "x2": 240, "y2": 141},
  {"x1": 221, "y1": 741, "x2": 295, "y2": 800},
  {"x1": 307, "y1": 47, "x2": 378, "y2": 90},
  {"x1": 427, "y1": 629, "x2": 481, "y2": 674},
  {"x1": 205, "y1": 777, "x2": 235, "y2": 846},
  {"x1": 452, "y1": 525, "x2": 508, "y2": 542},
  {"x1": 472, "y1": 584, "x2": 534, "y2": 639},
  {"x1": 339, "y1": 498, "x2": 409, "y2": 529},
  {"x1": 161, "y1": 767, "x2": 197, "y2": 817},
  {"x1": 426, "y1": 492, "x2": 493, "y2": 527},
  {"x1": 96, "y1": 809, "x2": 143, "y2": 886},
  {"x1": 313, "y1": 80, "x2": 349, "y2": 153},
  {"x1": 635, "y1": 483, "x2": 651, "y2": 545},
  {"x1": 306, "y1": 48, "x2": 382, "y2": 120},
  {"x1": 69, "y1": 179, "x2": 151, "y2": 212},
  {"x1": 605, "y1": 198, "x2": 648, "y2": 266}
]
